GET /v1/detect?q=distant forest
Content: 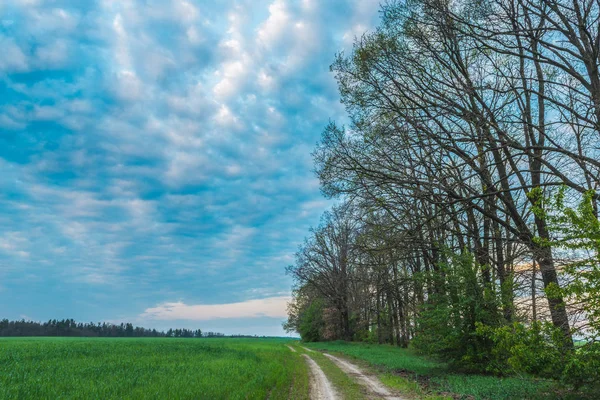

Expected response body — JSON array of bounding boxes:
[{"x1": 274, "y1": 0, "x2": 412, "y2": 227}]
[{"x1": 0, "y1": 319, "x2": 230, "y2": 338}]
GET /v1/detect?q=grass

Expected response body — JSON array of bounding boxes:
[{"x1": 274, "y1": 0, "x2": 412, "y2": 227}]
[
  {"x1": 0, "y1": 337, "x2": 310, "y2": 400},
  {"x1": 378, "y1": 372, "x2": 453, "y2": 400},
  {"x1": 304, "y1": 341, "x2": 556, "y2": 400}
]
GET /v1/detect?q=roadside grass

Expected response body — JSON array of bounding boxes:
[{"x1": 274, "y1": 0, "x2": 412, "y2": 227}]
[
  {"x1": 287, "y1": 344, "x2": 311, "y2": 400},
  {"x1": 304, "y1": 341, "x2": 555, "y2": 400},
  {"x1": 378, "y1": 372, "x2": 451, "y2": 400},
  {"x1": 293, "y1": 344, "x2": 366, "y2": 399},
  {"x1": 0, "y1": 337, "x2": 309, "y2": 400}
]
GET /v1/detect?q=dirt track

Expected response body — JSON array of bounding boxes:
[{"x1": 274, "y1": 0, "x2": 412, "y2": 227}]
[
  {"x1": 324, "y1": 353, "x2": 405, "y2": 400},
  {"x1": 303, "y1": 354, "x2": 339, "y2": 399},
  {"x1": 289, "y1": 345, "x2": 405, "y2": 400}
]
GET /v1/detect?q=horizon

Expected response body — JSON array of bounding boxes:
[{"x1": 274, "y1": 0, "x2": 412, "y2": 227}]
[
  {"x1": 2, "y1": 317, "x2": 300, "y2": 338},
  {"x1": 0, "y1": 0, "x2": 379, "y2": 336}
]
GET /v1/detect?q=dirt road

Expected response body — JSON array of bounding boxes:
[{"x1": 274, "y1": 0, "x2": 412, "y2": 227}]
[
  {"x1": 288, "y1": 344, "x2": 405, "y2": 399},
  {"x1": 324, "y1": 353, "x2": 405, "y2": 400},
  {"x1": 303, "y1": 354, "x2": 339, "y2": 399}
]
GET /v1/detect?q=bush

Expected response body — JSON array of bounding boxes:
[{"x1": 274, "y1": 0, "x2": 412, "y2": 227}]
[
  {"x1": 412, "y1": 252, "x2": 502, "y2": 372},
  {"x1": 352, "y1": 327, "x2": 370, "y2": 342},
  {"x1": 562, "y1": 342, "x2": 600, "y2": 390},
  {"x1": 298, "y1": 299, "x2": 325, "y2": 342},
  {"x1": 475, "y1": 321, "x2": 565, "y2": 377},
  {"x1": 475, "y1": 322, "x2": 600, "y2": 394}
]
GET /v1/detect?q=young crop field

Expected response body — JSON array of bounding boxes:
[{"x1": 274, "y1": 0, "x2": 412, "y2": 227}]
[{"x1": 0, "y1": 337, "x2": 309, "y2": 400}]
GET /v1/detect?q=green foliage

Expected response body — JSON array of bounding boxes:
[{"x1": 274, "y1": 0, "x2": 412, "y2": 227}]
[
  {"x1": 562, "y1": 342, "x2": 600, "y2": 390},
  {"x1": 298, "y1": 299, "x2": 325, "y2": 342},
  {"x1": 284, "y1": 285, "x2": 326, "y2": 342},
  {"x1": 0, "y1": 337, "x2": 310, "y2": 400},
  {"x1": 527, "y1": 187, "x2": 600, "y2": 391},
  {"x1": 412, "y1": 251, "x2": 502, "y2": 371},
  {"x1": 351, "y1": 326, "x2": 371, "y2": 342},
  {"x1": 475, "y1": 322, "x2": 565, "y2": 377},
  {"x1": 365, "y1": 328, "x2": 380, "y2": 344},
  {"x1": 531, "y1": 188, "x2": 600, "y2": 335}
]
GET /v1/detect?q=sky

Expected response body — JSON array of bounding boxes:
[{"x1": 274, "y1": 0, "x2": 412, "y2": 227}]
[{"x1": 0, "y1": 0, "x2": 379, "y2": 336}]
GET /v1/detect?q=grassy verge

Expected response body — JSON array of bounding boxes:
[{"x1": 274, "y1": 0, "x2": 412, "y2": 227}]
[
  {"x1": 379, "y1": 372, "x2": 453, "y2": 400},
  {"x1": 0, "y1": 337, "x2": 310, "y2": 399},
  {"x1": 303, "y1": 341, "x2": 556, "y2": 400},
  {"x1": 292, "y1": 344, "x2": 366, "y2": 399},
  {"x1": 287, "y1": 344, "x2": 311, "y2": 400}
]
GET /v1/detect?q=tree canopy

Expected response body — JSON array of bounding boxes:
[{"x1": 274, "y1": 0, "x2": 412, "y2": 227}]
[{"x1": 286, "y1": 0, "x2": 600, "y2": 392}]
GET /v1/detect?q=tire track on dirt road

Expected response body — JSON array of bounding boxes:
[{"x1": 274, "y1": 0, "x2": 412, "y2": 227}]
[
  {"x1": 302, "y1": 354, "x2": 339, "y2": 400},
  {"x1": 323, "y1": 353, "x2": 405, "y2": 400}
]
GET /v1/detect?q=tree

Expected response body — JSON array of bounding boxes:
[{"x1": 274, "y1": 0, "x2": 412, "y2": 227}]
[
  {"x1": 287, "y1": 203, "x2": 360, "y2": 341},
  {"x1": 287, "y1": 0, "x2": 600, "y2": 387}
]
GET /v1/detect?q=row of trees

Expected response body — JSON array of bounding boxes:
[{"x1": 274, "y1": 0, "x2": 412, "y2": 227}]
[
  {"x1": 0, "y1": 319, "x2": 208, "y2": 338},
  {"x1": 0, "y1": 319, "x2": 270, "y2": 339},
  {"x1": 165, "y1": 328, "x2": 203, "y2": 338},
  {"x1": 0, "y1": 319, "x2": 276, "y2": 339},
  {"x1": 286, "y1": 0, "x2": 600, "y2": 390}
]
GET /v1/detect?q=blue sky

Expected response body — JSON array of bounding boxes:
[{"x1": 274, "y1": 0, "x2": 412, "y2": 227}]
[{"x1": 0, "y1": 0, "x2": 379, "y2": 336}]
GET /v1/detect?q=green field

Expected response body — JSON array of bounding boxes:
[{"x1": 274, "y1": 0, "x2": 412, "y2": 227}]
[
  {"x1": 0, "y1": 337, "x2": 309, "y2": 400},
  {"x1": 303, "y1": 341, "x2": 558, "y2": 400},
  {"x1": 2, "y1": 337, "x2": 585, "y2": 399}
]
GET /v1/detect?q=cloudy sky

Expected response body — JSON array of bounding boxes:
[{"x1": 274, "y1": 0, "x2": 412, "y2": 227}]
[{"x1": 0, "y1": 0, "x2": 379, "y2": 336}]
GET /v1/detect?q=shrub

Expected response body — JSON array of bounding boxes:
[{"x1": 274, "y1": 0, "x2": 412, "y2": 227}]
[
  {"x1": 298, "y1": 299, "x2": 325, "y2": 342},
  {"x1": 562, "y1": 342, "x2": 600, "y2": 391},
  {"x1": 475, "y1": 321, "x2": 565, "y2": 377},
  {"x1": 412, "y1": 251, "x2": 502, "y2": 372}
]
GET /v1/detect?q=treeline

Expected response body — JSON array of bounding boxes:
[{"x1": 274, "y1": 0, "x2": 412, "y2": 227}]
[
  {"x1": 285, "y1": 0, "x2": 600, "y2": 392},
  {"x1": 0, "y1": 319, "x2": 208, "y2": 338},
  {"x1": 0, "y1": 319, "x2": 275, "y2": 339},
  {"x1": 165, "y1": 328, "x2": 202, "y2": 338}
]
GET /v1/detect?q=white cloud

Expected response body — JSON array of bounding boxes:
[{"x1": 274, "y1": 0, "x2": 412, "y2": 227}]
[
  {"x1": 29, "y1": 7, "x2": 79, "y2": 34},
  {"x1": 256, "y1": 0, "x2": 290, "y2": 48},
  {"x1": 173, "y1": 0, "x2": 199, "y2": 23},
  {"x1": 141, "y1": 296, "x2": 290, "y2": 320},
  {"x1": 225, "y1": 163, "x2": 242, "y2": 176},
  {"x1": 34, "y1": 39, "x2": 69, "y2": 68},
  {"x1": 33, "y1": 105, "x2": 64, "y2": 120},
  {"x1": 0, "y1": 37, "x2": 29, "y2": 72},
  {"x1": 258, "y1": 69, "x2": 276, "y2": 91},
  {"x1": 213, "y1": 104, "x2": 239, "y2": 127},
  {"x1": 213, "y1": 59, "x2": 249, "y2": 99},
  {"x1": 111, "y1": 13, "x2": 133, "y2": 70},
  {"x1": 114, "y1": 70, "x2": 143, "y2": 101},
  {"x1": 0, "y1": 232, "x2": 30, "y2": 258},
  {"x1": 186, "y1": 26, "x2": 202, "y2": 44},
  {"x1": 164, "y1": 150, "x2": 207, "y2": 184},
  {"x1": 0, "y1": 114, "x2": 26, "y2": 130},
  {"x1": 215, "y1": 225, "x2": 257, "y2": 250}
]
